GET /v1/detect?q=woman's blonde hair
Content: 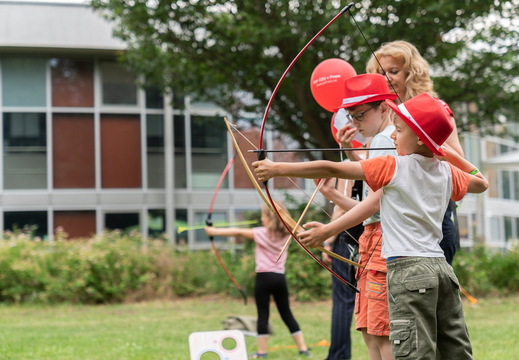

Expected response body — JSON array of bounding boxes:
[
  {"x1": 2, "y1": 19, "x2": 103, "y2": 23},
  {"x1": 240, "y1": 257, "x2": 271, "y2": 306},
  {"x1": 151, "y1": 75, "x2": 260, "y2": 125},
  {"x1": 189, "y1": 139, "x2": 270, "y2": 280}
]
[
  {"x1": 366, "y1": 40, "x2": 437, "y2": 102},
  {"x1": 262, "y1": 201, "x2": 290, "y2": 238}
]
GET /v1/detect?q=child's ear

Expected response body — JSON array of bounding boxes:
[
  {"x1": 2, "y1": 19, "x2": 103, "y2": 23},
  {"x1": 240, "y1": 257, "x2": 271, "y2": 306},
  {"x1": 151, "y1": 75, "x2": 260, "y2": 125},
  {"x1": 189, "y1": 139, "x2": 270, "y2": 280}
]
[
  {"x1": 380, "y1": 102, "x2": 389, "y2": 115},
  {"x1": 417, "y1": 138, "x2": 425, "y2": 147}
]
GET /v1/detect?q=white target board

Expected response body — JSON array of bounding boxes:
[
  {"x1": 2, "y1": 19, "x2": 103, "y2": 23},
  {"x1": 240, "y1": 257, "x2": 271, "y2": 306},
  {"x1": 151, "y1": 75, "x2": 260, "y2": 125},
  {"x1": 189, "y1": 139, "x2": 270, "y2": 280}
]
[{"x1": 188, "y1": 330, "x2": 247, "y2": 360}]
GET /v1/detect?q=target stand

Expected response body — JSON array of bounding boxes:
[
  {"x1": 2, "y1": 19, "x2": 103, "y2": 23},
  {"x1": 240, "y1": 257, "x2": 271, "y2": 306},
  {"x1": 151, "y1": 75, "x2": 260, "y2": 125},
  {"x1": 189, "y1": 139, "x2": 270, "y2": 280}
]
[{"x1": 188, "y1": 329, "x2": 247, "y2": 360}]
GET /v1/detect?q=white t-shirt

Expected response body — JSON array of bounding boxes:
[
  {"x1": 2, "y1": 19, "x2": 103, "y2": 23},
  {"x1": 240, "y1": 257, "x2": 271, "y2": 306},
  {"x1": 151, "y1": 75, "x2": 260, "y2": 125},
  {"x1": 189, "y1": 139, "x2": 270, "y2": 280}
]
[
  {"x1": 363, "y1": 125, "x2": 397, "y2": 226},
  {"x1": 360, "y1": 154, "x2": 470, "y2": 259}
]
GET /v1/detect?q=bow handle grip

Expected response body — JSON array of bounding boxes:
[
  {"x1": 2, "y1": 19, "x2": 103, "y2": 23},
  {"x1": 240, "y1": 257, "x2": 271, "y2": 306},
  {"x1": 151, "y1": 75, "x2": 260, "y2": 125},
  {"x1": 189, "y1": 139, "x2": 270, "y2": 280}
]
[
  {"x1": 257, "y1": 149, "x2": 268, "y2": 186},
  {"x1": 205, "y1": 214, "x2": 214, "y2": 240}
]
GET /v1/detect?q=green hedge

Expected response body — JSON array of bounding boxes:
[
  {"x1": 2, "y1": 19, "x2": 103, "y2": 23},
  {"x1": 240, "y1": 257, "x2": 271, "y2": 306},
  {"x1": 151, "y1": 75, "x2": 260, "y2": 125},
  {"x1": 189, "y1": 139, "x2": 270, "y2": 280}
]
[
  {"x1": 1, "y1": 229, "x2": 518, "y2": 304},
  {"x1": 453, "y1": 245, "x2": 519, "y2": 297}
]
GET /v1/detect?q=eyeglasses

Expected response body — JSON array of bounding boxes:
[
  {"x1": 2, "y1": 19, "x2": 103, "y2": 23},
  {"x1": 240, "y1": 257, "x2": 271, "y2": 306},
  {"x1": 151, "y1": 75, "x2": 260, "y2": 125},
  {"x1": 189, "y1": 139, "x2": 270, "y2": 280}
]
[{"x1": 347, "y1": 105, "x2": 377, "y2": 122}]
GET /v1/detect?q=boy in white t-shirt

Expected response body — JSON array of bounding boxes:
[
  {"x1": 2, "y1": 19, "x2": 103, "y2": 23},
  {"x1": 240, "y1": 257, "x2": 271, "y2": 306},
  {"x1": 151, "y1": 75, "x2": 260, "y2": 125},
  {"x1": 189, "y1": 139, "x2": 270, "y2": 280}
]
[{"x1": 252, "y1": 93, "x2": 488, "y2": 360}]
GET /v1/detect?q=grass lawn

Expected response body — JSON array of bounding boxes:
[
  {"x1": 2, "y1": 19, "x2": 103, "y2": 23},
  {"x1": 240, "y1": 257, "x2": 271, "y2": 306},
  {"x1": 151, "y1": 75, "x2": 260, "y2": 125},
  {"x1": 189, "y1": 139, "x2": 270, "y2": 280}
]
[{"x1": 0, "y1": 295, "x2": 517, "y2": 359}]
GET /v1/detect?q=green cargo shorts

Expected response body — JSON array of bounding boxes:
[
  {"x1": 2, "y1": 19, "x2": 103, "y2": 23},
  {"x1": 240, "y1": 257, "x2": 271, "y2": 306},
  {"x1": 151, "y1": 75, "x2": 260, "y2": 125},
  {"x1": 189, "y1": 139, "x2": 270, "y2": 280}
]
[{"x1": 386, "y1": 257, "x2": 473, "y2": 360}]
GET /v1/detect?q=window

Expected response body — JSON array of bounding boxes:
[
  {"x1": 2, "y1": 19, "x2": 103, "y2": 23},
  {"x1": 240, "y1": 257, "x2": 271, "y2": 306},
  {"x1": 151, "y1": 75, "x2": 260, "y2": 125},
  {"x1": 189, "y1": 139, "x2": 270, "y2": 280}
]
[
  {"x1": 50, "y1": 58, "x2": 94, "y2": 107},
  {"x1": 175, "y1": 209, "x2": 188, "y2": 245},
  {"x1": 489, "y1": 217, "x2": 502, "y2": 246},
  {"x1": 148, "y1": 209, "x2": 165, "y2": 238},
  {"x1": 499, "y1": 144, "x2": 510, "y2": 154},
  {"x1": 501, "y1": 171, "x2": 511, "y2": 200},
  {"x1": 3, "y1": 113, "x2": 47, "y2": 189},
  {"x1": 145, "y1": 86, "x2": 164, "y2": 109},
  {"x1": 105, "y1": 212, "x2": 139, "y2": 234},
  {"x1": 2, "y1": 57, "x2": 46, "y2": 107},
  {"x1": 100, "y1": 61, "x2": 137, "y2": 105},
  {"x1": 4, "y1": 211, "x2": 48, "y2": 239},
  {"x1": 457, "y1": 214, "x2": 469, "y2": 243},
  {"x1": 147, "y1": 115, "x2": 164, "y2": 188},
  {"x1": 504, "y1": 216, "x2": 513, "y2": 244},
  {"x1": 514, "y1": 172, "x2": 519, "y2": 201},
  {"x1": 174, "y1": 114, "x2": 187, "y2": 188},
  {"x1": 191, "y1": 116, "x2": 227, "y2": 189}
]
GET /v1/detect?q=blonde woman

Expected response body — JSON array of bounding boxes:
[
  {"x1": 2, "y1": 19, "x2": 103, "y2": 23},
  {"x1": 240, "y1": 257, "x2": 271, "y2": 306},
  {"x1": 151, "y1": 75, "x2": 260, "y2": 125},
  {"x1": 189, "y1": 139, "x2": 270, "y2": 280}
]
[
  {"x1": 205, "y1": 202, "x2": 310, "y2": 359},
  {"x1": 366, "y1": 40, "x2": 464, "y2": 158}
]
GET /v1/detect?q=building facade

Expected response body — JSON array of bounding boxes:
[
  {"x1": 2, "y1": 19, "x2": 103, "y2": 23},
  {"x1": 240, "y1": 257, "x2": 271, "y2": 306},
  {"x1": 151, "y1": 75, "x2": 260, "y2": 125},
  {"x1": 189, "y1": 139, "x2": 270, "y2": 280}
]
[{"x1": 0, "y1": 0, "x2": 307, "y2": 248}]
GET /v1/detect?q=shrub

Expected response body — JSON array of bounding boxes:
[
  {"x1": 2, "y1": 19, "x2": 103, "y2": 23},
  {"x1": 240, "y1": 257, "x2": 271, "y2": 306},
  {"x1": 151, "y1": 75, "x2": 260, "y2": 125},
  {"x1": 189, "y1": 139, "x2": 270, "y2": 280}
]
[
  {"x1": 2, "y1": 228, "x2": 518, "y2": 305},
  {"x1": 453, "y1": 245, "x2": 519, "y2": 297}
]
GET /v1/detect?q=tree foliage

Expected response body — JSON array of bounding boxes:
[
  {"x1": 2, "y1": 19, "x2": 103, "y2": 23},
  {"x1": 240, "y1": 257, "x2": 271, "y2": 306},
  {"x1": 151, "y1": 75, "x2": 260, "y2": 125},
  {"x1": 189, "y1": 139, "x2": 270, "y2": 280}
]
[{"x1": 91, "y1": 0, "x2": 519, "y2": 159}]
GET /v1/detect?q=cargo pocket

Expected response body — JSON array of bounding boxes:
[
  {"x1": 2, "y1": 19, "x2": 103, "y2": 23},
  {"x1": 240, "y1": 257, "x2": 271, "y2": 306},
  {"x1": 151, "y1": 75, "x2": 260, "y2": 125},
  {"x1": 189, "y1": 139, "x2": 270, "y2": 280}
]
[
  {"x1": 447, "y1": 272, "x2": 460, "y2": 288},
  {"x1": 404, "y1": 275, "x2": 437, "y2": 294},
  {"x1": 366, "y1": 270, "x2": 387, "y2": 301},
  {"x1": 389, "y1": 319, "x2": 414, "y2": 357}
]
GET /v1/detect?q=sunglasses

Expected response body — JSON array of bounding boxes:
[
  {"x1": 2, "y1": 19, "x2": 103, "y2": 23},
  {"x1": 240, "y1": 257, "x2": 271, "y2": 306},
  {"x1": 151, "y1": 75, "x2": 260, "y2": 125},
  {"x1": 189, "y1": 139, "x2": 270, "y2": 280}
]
[{"x1": 347, "y1": 105, "x2": 378, "y2": 122}]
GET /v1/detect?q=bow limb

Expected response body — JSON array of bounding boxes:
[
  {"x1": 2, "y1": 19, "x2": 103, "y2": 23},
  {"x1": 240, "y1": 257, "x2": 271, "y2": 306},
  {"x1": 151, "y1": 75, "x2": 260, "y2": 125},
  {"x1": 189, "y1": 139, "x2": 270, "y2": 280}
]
[
  {"x1": 209, "y1": 240, "x2": 248, "y2": 304},
  {"x1": 258, "y1": 2, "x2": 354, "y2": 146},
  {"x1": 206, "y1": 154, "x2": 247, "y2": 305},
  {"x1": 226, "y1": 119, "x2": 360, "y2": 293},
  {"x1": 225, "y1": 118, "x2": 273, "y2": 210},
  {"x1": 255, "y1": 4, "x2": 359, "y2": 293}
]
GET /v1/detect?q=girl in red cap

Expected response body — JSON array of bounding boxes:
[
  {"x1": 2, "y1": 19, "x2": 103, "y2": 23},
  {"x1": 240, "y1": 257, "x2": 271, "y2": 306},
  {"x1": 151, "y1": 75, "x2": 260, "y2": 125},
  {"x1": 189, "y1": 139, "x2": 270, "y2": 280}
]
[{"x1": 252, "y1": 93, "x2": 488, "y2": 360}]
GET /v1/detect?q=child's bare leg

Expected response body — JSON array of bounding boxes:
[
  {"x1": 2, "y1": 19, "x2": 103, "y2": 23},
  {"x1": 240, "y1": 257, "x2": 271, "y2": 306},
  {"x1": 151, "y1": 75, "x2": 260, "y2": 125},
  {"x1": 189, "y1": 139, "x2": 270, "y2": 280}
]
[
  {"x1": 291, "y1": 331, "x2": 308, "y2": 352},
  {"x1": 373, "y1": 335, "x2": 393, "y2": 360},
  {"x1": 362, "y1": 330, "x2": 393, "y2": 360},
  {"x1": 362, "y1": 330, "x2": 382, "y2": 360},
  {"x1": 256, "y1": 335, "x2": 268, "y2": 354}
]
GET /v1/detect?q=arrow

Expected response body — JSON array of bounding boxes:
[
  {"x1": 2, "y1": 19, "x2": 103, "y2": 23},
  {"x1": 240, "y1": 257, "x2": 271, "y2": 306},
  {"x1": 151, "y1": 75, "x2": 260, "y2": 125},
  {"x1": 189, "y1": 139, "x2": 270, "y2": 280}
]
[
  {"x1": 248, "y1": 147, "x2": 396, "y2": 153},
  {"x1": 177, "y1": 220, "x2": 259, "y2": 233}
]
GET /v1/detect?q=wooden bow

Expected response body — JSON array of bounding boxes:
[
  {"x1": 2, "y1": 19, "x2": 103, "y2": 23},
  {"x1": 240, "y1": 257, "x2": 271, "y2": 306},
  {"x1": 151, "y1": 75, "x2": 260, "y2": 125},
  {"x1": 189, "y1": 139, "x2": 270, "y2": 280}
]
[{"x1": 225, "y1": 119, "x2": 361, "y2": 293}]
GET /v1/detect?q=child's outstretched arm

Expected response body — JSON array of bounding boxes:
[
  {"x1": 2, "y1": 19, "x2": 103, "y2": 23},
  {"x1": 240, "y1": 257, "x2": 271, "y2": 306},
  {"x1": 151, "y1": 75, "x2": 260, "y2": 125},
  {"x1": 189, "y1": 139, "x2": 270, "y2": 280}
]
[
  {"x1": 252, "y1": 157, "x2": 365, "y2": 183},
  {"x1": 299, "y1": 193, "x2": 381, "y2": 248},
  {"x1": 318, "y1": 178, "x2": 361, "y2": 212},
  {"x1": 440, "y1": 144, "x2": 489, "y2": 194},
  {"x1": 205, "y1": 227, "x2": 254, "y2": 240}
]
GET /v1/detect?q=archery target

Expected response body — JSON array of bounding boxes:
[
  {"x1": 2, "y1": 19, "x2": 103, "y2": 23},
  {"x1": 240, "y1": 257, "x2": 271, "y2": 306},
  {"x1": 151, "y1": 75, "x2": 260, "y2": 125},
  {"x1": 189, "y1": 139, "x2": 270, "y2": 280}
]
[{"x1": 189, "y1": 330, "x2": 247, "y2": 360}]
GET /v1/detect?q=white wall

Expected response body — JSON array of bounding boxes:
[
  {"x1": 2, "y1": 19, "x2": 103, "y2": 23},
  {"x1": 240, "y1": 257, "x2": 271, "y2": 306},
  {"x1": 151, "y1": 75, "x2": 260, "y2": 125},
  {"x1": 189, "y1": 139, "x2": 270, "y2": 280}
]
[{"x1": 0, "y1": 1, "x2": 125, "y2": 51}]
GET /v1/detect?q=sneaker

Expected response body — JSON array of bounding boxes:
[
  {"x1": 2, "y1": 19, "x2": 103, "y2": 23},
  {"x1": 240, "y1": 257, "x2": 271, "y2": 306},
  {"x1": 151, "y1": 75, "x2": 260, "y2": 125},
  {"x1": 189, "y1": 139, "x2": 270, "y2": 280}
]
[
  {"x1": 299, "y1": 349, "x2": 311, "y2": 357},
  {"x1": 249, "y1": 352, "x2": 268, "y2": 359}
]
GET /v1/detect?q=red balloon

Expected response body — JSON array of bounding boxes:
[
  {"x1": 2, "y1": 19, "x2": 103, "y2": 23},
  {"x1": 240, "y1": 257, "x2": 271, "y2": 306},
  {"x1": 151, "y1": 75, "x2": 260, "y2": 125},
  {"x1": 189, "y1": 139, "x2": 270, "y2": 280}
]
[{"x1": 310, "y1": 59, "x2": 357, "y2": 112}]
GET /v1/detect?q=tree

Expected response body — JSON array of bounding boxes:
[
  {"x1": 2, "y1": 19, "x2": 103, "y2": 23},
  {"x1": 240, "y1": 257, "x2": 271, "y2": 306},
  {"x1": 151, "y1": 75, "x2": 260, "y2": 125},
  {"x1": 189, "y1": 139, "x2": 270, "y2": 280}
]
[{"x1": 91, "y1": 0, "x2": 519, "y2": 160}]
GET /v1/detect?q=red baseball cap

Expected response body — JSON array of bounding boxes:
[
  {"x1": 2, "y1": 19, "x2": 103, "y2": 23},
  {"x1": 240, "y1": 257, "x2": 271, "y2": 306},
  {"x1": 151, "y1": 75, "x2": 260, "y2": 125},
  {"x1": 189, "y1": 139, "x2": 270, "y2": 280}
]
[
  {"x1": 335, "y1": 74, "x2": 397, "y2": 110},
  {"x1": 385, "y1": 93, "x2": 454, "y2": 156}
]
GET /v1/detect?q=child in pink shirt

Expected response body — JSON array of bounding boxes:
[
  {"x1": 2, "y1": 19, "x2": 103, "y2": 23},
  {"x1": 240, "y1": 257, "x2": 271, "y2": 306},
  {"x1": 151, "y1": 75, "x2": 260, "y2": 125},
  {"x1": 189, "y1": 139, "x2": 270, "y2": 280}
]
[{"x1": 206, "y1": 201, "x2": 310, "y2": 359}]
